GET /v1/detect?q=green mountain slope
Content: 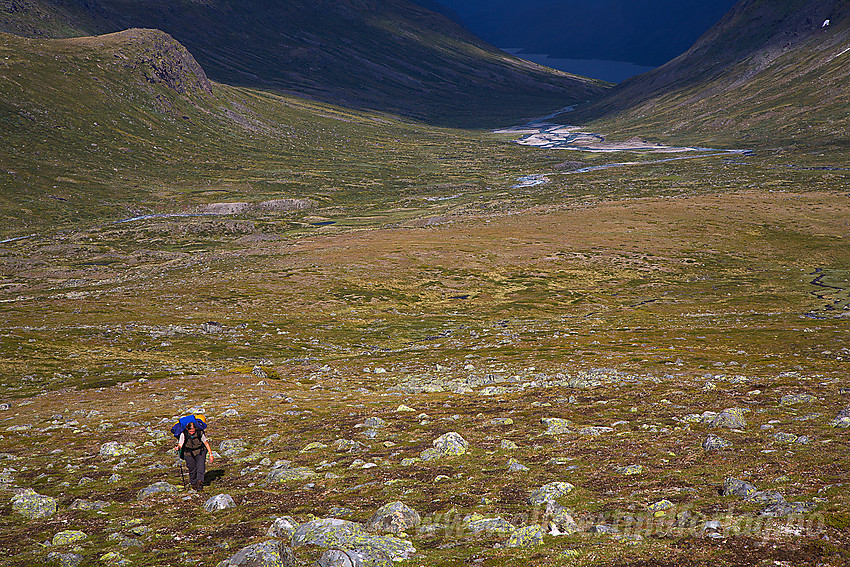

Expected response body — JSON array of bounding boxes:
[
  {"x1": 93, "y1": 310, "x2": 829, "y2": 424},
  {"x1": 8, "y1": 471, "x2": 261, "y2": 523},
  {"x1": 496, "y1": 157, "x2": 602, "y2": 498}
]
[
  {"x1": 568, "y1": 0, "x2": 850, "y2": 146},
  {"x1": 0, "y1": 0, "x2": 607, "y2": 127},
  {"x1": 0, "y1": 29, "x2": 574, "y2": 238}
]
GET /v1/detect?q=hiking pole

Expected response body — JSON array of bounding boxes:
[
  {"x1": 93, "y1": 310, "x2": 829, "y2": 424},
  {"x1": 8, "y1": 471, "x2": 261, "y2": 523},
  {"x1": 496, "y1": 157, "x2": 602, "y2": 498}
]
[{"x1": 179, "y1": 459, "x2": 187, "y2": 489}]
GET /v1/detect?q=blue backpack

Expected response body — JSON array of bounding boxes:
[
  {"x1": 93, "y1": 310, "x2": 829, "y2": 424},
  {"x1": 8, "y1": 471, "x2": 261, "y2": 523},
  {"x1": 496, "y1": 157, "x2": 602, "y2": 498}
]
[
  {"x1": 171, "y1": 415, "x2": 207, "y2": 460},
  {"x1": 171, "y1": 414, "x2": 207, "y2": 438}
]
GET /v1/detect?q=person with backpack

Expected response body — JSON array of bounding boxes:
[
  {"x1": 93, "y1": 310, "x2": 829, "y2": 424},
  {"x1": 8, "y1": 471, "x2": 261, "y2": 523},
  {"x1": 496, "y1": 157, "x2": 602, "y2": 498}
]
[{"x1": 174, "y1": 420, "x2": 213, "y2": 490}]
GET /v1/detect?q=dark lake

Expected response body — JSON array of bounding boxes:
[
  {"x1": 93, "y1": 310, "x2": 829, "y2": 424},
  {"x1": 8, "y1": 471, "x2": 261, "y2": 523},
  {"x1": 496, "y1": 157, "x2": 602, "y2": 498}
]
[{"x1": 501, "y1": 48, "x2": 656, "y2": 84}]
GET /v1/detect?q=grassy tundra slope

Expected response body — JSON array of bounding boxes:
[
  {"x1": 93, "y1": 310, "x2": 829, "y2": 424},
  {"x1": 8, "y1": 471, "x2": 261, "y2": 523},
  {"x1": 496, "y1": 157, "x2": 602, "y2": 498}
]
[
  {"x1": 0, "y1": 29, "x2": 577, "y2": 238},
  {"x1": 0, "y1": 0, "x2": 608, "y2": 127},
  {"x1": 568, "y1": 0, "x2": 850, "y2": 147},
  {"x1": 0, "y1": 12, "x2": 849, "y2": 567}
]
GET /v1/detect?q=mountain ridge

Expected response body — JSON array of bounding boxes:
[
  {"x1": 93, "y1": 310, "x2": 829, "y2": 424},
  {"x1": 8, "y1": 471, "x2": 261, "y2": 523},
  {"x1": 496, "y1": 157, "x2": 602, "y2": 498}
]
[
  {"x1": 566, "y1": 0, "x2": 850, "y2": 145},
  {"x1": 0, "y1": 0, "x2": 608, "y2": 127}
]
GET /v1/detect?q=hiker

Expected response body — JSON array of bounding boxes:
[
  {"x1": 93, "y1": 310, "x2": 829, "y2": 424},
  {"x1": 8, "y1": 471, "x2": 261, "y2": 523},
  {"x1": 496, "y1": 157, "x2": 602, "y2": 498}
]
[{"x1": 174, "y1": 420, "x2": 213, "y2": 490}]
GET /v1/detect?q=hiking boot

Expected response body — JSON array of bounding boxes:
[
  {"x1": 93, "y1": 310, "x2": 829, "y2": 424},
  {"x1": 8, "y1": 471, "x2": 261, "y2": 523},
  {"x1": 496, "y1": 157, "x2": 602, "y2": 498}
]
[{"x1": 194, "y1": 482, "x2": 204, "y2": 491}]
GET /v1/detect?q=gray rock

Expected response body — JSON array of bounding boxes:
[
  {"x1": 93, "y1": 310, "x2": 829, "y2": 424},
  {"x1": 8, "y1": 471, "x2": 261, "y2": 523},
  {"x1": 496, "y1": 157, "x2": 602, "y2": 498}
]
[
  {"x1": 136, "y1": 482, "x2": 179, "y2": 500},
  {"x1": 52, "y1": 530, "x2": 87, "y2": 546},
  {"x1": 540, "y1": 417, "x2": 573, "y2": 435},
  {"x1": 204, "y1": 493, "x2": 237, "y2": 512},
  {"x1": 707, "y1": 408, "x2": 747, "y2": 429},
  {"x1": 47, "y1": 552, "x2": 83, "y2": 567},
  {"x1": 466, "y1": 517, "x2": 516, "y2": 535},
  {"x1": 216, "y1": 540, "x2": 297, "y2": 567},
  {"x1": 365, "y1": 502, "x2": 421, "y2": 534},
  {"x1": 579, "y1": 426, "x2": 613, "y2": 436},
  {"x1": 529, "y1": 481, "x2": 575, "y2": 505},
  {"x1": 779, "y1": 394, "x2": 815, "y2": 405},
  {"x1": 746, "y1": 490, "x2": 785, "y2": 504},
  {"x1": 507, "y1": 458, "x2": 529, "y2": 472},
  {"x1": 11, "y1": 489, "x2": 57, "y2": 519},
  {"x1": 703, "y1": 434, "x2": 732, "y2": 451},
  {"x1": 266, "y1": 467, "x2": 316, "y2": 483},
  {"x1": 291, "y1": 518, "x2": 415, "y2": 562},
  {"x1": 292, "y1": 518, "x2": 363, "y2": 547},
  {"x1": 68, "y1": 499, "x2": 110, "y2": 511},
  {"x1": 722, "y1": 478, "x2": 757, "y2": 498},
  {"x1": 99, "y1": 442, "x2": 136, "y2": 458},
  {"x1": 219, "y1": 439, "x2": 247, "y2": 452},
  {"x1": 432, "y1": 432, "x2": 468, "y2": 456}
]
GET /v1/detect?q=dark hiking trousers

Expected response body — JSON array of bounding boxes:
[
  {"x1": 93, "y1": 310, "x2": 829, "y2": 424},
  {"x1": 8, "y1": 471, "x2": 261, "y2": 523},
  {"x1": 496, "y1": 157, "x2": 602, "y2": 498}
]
[{"x1": 184, "y1": 448, "x2": 206, "y2": 486}]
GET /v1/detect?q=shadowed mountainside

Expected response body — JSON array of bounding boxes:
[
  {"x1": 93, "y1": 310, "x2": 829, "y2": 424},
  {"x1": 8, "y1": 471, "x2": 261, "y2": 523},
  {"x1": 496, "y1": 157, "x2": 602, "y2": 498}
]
[
  {"x1": 0, "y1": 0, "x2": 608, "y2": 127},
  {"x1": 565, "y1": 0, "x2": 850, "y2": 146}
]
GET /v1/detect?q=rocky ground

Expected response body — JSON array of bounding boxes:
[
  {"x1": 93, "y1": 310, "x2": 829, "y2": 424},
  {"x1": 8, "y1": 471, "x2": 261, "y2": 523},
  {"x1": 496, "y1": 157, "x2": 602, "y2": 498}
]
[
  {"x1": 2, "y1": 358, "x2": 849, "y2": 566},
  {"x1": 1, "y1": 168, "x2": 848, "y2": 567}
]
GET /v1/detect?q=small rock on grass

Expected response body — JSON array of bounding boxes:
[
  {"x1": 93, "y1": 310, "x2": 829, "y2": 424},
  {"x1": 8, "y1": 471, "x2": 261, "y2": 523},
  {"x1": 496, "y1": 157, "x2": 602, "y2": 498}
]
[
  {"x1": 136, "y1": 482, "x2": 179, "y2": 500},
  {"x1": 722, "y1": 478, "x2": 757, "y2": 498},
  {"x1": 703, "y1": 434, "x2": 732, "y2": 451},
  {"x1": 507, "y1": 458, "x2": 529, "y2": 472},
  {"x1": 541, "y1": 417, "x2": 572, "y2": 435},
  {"x1": 204, "y1": 494, "x2": 236, "y2": 512},
  {"x1": 706, "y1": 408, "x2": 747, "y2": 429}
]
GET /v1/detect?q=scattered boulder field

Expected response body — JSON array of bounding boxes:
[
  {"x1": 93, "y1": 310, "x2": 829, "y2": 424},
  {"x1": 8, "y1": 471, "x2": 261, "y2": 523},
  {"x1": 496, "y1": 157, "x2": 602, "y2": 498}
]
[{"x1": 2, "y1": 362, "x2": 848, "y2": 566}]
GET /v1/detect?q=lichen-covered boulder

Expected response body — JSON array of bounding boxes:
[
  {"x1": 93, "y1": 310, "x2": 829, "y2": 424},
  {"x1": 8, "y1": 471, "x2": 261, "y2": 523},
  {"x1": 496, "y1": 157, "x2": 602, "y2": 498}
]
[
  {"x1": 291, "y1": 518, "x2": 415, "y2": 562},
  {"x1": 722, "y1": 478, "x2": 757, "y2": 498},
  {"x1": 204, "y1": 494, "x2": 237, "y2": 512},
  {"x1": 703, "y1": 434, "x2": 732, "y2": 451},
  {"x1": 11, "y1": 489, "x2": 57, "y2": 519},
  {"x1": 99, "y1": 442, "x2": 136, "y2": 458},
  {"x1": 291, "y1": 518, "x2": 365, "y2": 548},
  {"x1": 266, "y1": 467, "x2": 316, "y2": 483},
  {"x1": 541, "y1": 417, "x2": 572, "y2": 435},
  {"x1": 52, "y1": 530, "x2": 87, "y2": 546},
  {"x1": 427, "y1": 432, "x2": 468, "y2": 458},
  {"x1": 136, "y1": 482, "x2": 179, "y2": 500},
  {"x1": 506, "y1": 525, "x2": 545, "y2": 548},
  {"x1": 215, "y1": 540, "x2": 297, "y2": 567},
  {"x1": 47, "y1": 552, "x2": 83, "y2": 567},
  {"x1": 529, "y1": 481, "x2": 574, "y2": 505},
  {"x1": 707, "y1": 408, "x2": 747, "y2": 429},
  {"x1": 466, "y1": 516, "x2": 516, "y2": 535},
  {"x1": 779, "y1": 394, "x2": 815, "y2": 405},
  {"x1": 366, "y1": 502, "x2": 421, "y2": 534}
]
